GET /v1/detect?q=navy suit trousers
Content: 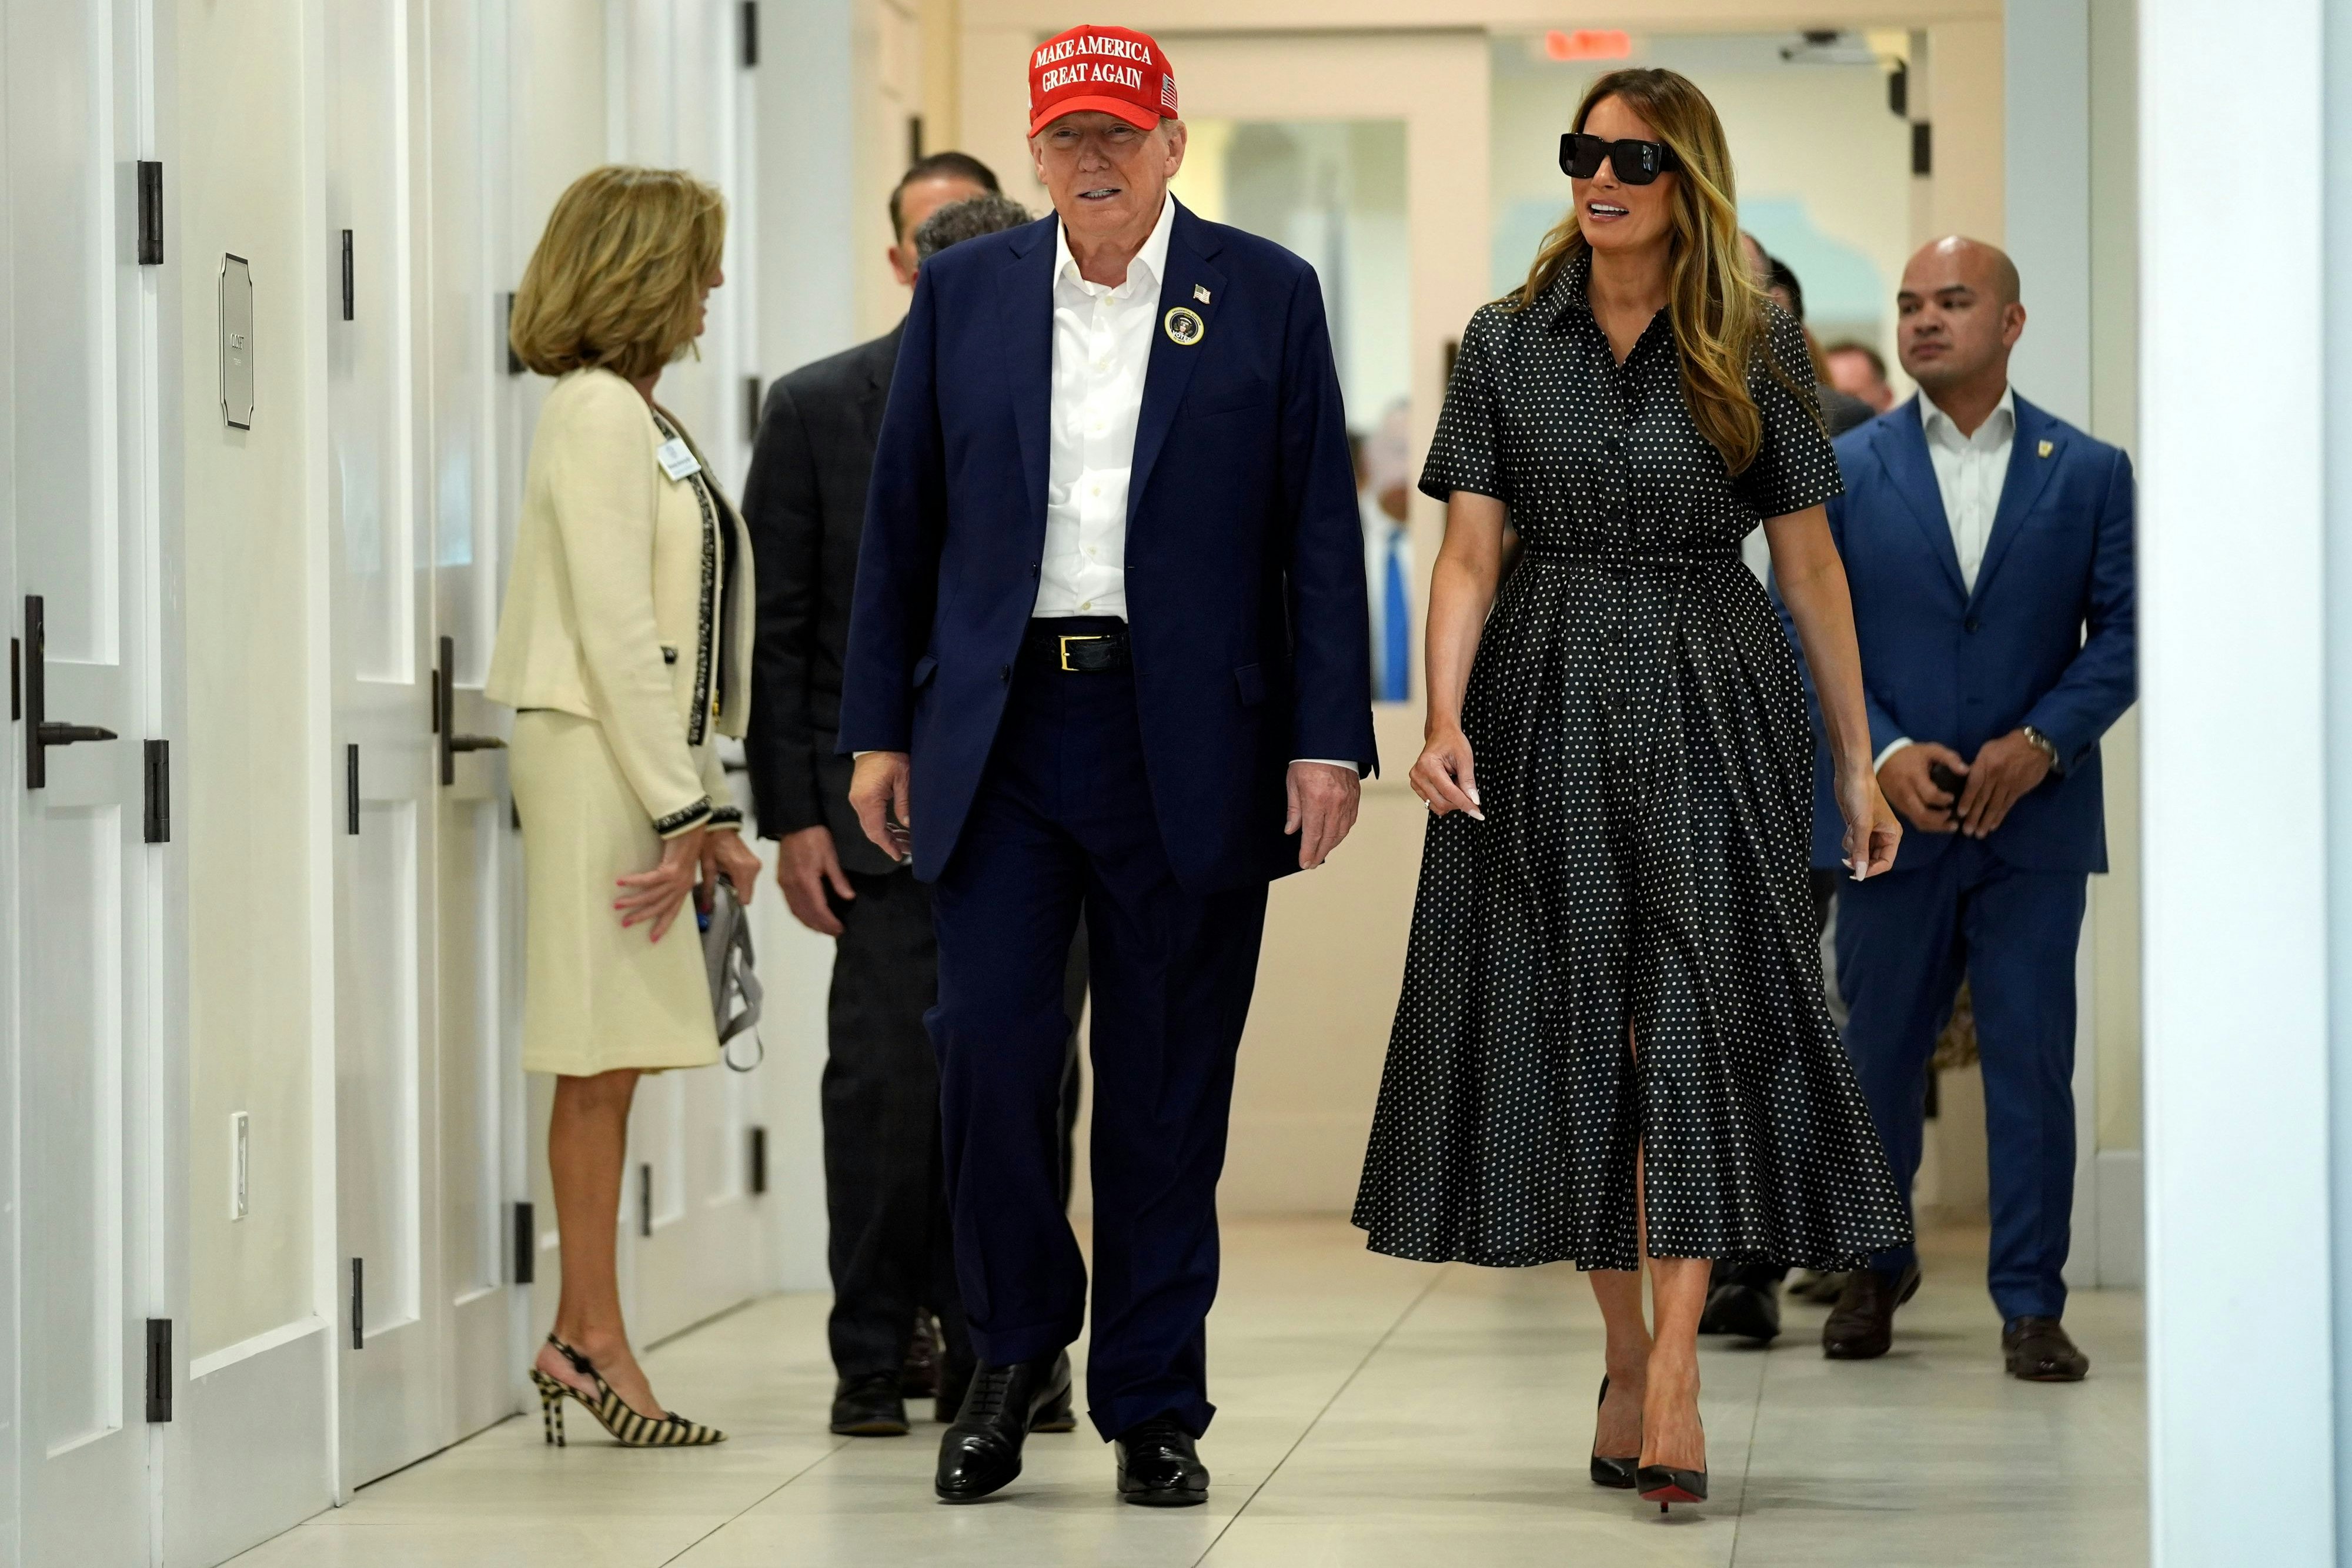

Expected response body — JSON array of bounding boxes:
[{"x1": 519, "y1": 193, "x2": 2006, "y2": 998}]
[
  {"x1": 928, "y1": 636, "x2": 1268, "y2": 1442},
  {"x1": 1834, "y1": 836, "x2": 2085, "y2": 1321}
]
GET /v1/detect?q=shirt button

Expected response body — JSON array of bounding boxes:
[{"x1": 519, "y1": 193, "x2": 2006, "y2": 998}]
[{"x1": 1078, "y1": 600, "x2": 1092, "y2": 611}]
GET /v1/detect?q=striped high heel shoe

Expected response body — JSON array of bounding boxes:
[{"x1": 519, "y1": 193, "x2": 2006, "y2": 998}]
[{"x1": 529, "y1": 1333, "x2": 727, "y2": 1448}]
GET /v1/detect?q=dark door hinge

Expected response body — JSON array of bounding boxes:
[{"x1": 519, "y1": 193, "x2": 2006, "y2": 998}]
[
  {"x1": 145, "y1": 1319, "x2": 173, "y2": 1422},
  {"x1": 143, "y1": 739, "x2": 170, "y2": 843},
  {"x1": 513, "y1": 1201, "x2": 536, "y2": 1284},
  {"x1": 9, "y1": 637, "x2": 18, "y2": 721},
  {"x1": 346, "y1": 743, "x2": 360, "y2": 834},
  {"x1": 749, "y1": 1125, "x2": 768, "y2": 1195},
  {"x1": 340, "y1": 230, "x2": 355, "y2": 320},
  {"x1": 503, "y1": 293, "x2": 523, "y2": 375},
  {"x1": 744, "y1": 374, "x2": 763, "y2": 445},
  {"x1": 907, "y1": 114, "x2": 925, "y2": 166},
  {"x1": 136, "y1": 162, "x2": 164, "y2": 265},
  {"x1": 1887, "y1": 59, "x2": 1910, "y2": 120},
  {"x1": 1911, "y1": 121, "x2": 1933, "y2": 177},
  {"x1": 350, "y1": 1258, "x2": 365, "y2": 1349},
  {"x1": 639, "y1": 1164, "x2": 653, "y2": 1237},
  {"x1": 740, "y1": 0, "x2": 759, "y2": 68}
]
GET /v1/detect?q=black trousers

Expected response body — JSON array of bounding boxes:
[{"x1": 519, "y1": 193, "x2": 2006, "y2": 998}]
[
  {"x1": 823, "y1": 867, "x2": 1084, "y2": 1382},
  {"x1": 930, "y1": 650, "x2": 1268, "y2": 1441}
]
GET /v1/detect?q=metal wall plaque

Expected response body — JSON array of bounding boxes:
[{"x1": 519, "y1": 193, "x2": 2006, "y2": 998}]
[{"x1": 219, "y1": 253, "x2": 254, "y2": 429}]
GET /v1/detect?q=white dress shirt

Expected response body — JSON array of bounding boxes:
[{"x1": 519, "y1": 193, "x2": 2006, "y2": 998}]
[
  {"x1": 1033, "y1": 193, "x2": 1177, "y2": 620},
  {"x1": 1876, "y1": 386, "x2": 2016, "y2": 771},
  {"x1": 1921, "y1": 385, "x2": 2016, "y2": 596}
]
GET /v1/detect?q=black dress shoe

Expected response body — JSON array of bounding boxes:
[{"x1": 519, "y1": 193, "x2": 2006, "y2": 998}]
[
  {"x1": 1822, "y1": 1263, "x2": 1922, "y2": 1360},
  {"x1": 933, "y1": 1352, "x2": 1072, "y2": 1503},
  {"x1": 1698, "y1": 1273, "x2": 1782, "y2": 1343},
  {"x1": 2003, "y1": 1316, "x2": 2090, "y2": 1382},
  {"x1": 1115, "y1": 1415, "x2": 1210, "y2": 1507},
  {"x1": 901, "y1": 1311, "x2": 940, "y2": 1399},
  {"x1": 830, "y1": 1371, "x2": 910, "y2": 1436}
]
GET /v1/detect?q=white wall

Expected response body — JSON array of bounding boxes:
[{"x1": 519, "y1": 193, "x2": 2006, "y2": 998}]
[{"x1": 2141, "y1": 1, "x2": 2334, "y2": 1562}]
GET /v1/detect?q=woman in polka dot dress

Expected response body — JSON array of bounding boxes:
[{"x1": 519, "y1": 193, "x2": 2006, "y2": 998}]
[{"x1": 1351, "y1": 68, "x2": 1910, "y2": 1512}]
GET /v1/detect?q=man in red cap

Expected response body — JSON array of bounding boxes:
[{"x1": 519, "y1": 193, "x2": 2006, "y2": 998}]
[{"x1": 842, "y1": 22, "x2": 1375, "y2": 1509}]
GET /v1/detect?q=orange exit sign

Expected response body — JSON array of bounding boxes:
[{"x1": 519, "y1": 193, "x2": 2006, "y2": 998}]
[{"x1": 1545, "y1": 29, "x2": 1632, "y2": 61}]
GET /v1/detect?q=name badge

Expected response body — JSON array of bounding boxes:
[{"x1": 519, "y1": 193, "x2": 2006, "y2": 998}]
[{"x1": 656, "y1": 437, "x2": 701, "y2": 481}]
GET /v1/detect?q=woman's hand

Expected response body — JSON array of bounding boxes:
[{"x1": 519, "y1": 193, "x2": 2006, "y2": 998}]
[
  {"x1": 701, "y1": 828, "x2": 763, "y2": 907},
  {"x1": 1411, "y1": 724, "x2": 1485, "y2": 820},
  {"x1": 616, "y1": 824, "x2": 705, "y2": 942},
  {"x1": 1836, "y1": 766, "x2": 1901, "y2": 881}
]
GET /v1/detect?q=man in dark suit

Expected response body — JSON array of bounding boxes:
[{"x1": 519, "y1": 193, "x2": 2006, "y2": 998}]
[
  {"x1": 841, "y1": 24, "x2": 1374, "y2": 1507},
  {"x1": 741, "y1": 153, "x2": 1032, "y2": 1442},
  {"x1": 1791, "y1": 238, "x2": 2134, "y2": 1381}
]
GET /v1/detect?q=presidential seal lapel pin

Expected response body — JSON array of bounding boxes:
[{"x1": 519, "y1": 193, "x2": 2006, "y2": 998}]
[
  {"x1": 1164, "y1": 305, "x2": 1205, "y2": 346},
  {"x1": 1193, "y1": 284, "x2": 1212, "y2": 303},
  {"x1": 2037, "y1": 439, "x2": 2054, "y2": 458}
]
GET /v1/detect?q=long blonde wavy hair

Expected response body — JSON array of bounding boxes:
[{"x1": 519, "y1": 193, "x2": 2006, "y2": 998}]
[
  {"x1": 510, "y1": 165, "x2": 727, "y2": 382},
  {"x1": 1506, "y1": 68, "x2": 1782, "y2": 476}
]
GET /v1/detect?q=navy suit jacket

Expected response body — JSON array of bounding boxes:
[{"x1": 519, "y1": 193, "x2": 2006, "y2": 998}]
[
  {"x1": 1779, "y1": 393, "x2": 2135, "y2": 875},
  {"x1": 838, "y1": 201, "x2": 1377, "y2": 892}
]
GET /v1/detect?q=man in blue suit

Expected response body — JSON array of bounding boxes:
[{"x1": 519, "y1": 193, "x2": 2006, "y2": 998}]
[
  {"x1": 839, "y1": 24, "x2": 1375, "y2": 1506},
  {"x1": 1789, "y1": 238, "x2": 2134, "y2": 1382}
]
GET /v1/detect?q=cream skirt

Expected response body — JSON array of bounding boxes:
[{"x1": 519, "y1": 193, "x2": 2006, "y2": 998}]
[{"x1": 512, "y1": 709, "x2": 719, "y2": 1076}]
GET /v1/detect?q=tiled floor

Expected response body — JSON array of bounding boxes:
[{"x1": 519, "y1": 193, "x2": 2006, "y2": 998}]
[{"x1": 226, "y1": 1219, "x2": 2145, "y2": 1567}]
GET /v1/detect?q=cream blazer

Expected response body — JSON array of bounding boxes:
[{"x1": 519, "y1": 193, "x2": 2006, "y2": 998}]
[{"x1": 487, "y1": 367, "x2": 755, "y2": 837}]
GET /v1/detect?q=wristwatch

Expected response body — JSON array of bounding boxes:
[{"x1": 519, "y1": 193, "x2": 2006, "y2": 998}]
[{"x1": 2020, "y1": 726, "x2": 2060, "y2": 772}]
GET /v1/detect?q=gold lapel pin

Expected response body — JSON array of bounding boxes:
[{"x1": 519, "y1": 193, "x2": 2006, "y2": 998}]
[
  {"x1": 2037, "y1": 439, "x2": 2054, "y2": 458},
  {"x1": 1194, "y1": 284, "x2": 1212, "y2": 303},
  {"x1": 1164, "y1": 306, "x2": 1205, "y2": 347}
]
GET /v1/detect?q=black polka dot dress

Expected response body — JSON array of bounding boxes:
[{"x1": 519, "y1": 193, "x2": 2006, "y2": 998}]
[{"x1": 1352, "y1": 255, "x2": 1910, "y2": 1272}]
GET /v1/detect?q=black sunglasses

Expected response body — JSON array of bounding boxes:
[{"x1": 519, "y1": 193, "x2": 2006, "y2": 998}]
[{"x1": 1559, "y1": 132, "x2": 1683, "y2": 185}]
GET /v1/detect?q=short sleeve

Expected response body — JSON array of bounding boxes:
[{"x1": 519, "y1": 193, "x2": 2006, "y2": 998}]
[
  {"x1": 1735, "y1": 305, "x2": 1845, "y2": 519},
  {"x1": 1419, "y1": 306, "x2": 1510, "y2": 504}
]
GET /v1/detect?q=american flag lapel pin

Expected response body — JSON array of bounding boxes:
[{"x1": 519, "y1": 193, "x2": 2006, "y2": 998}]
[{"x1": 1194, "y1": 284, "x2": 1212, "y2": 304}]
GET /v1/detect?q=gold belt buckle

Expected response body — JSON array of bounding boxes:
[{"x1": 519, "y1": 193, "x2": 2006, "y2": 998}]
[{"x1": 1058, "y1": 634, "x2": 1103, "y2": 672}]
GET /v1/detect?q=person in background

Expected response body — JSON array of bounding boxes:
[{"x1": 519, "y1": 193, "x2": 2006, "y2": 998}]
[
  {"x1": 841, "y1": 23, "x2": 1374, "y2": 1507},
  {"x1": 1739, "y1": 234, "x2": 1875, "y2": 439},
  {"x1": 1825, "y1": 339, "x2": 1897, "y2": 413},
  {"x1": 491, "y1": 165, "x2": 759, "y2": 1449},
  {"x1": 741, "y1": 163, "x2": 1086, "y2": 1442},
  {"x1": 1790, "y1": 236, "x2": 2134, "y2": 1381},
  {"x1": 1358, "y1": 399, "x2": 1414, "y2": 703}
]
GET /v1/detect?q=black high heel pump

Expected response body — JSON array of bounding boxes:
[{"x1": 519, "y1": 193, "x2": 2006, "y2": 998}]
[
  {"x1": 1589, "y1": 1376, "x2": 1638, "y2": 1489},
  {"x1": 1636, "y1": 1462, "x2": 1708, "y2": 1513}
]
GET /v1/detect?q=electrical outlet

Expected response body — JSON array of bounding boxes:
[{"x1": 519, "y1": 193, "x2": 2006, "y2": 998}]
[{"x1": 230, "y1": 1111, "x2": 249, "y2": 1221}]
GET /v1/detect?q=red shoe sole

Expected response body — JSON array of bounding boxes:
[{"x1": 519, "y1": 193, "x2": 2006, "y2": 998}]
[{"x1": 1639, "y1": 1484, "x2": 1704, "y2": 1506}]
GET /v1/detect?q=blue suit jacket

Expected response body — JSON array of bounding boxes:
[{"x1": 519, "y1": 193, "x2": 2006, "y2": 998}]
[
  {"x1": 838, "y1": 202, "x2": 1377, "y2": 891},
  {"x1": 1779, "y1": 394, "x2": 2135, "y2": 875}
]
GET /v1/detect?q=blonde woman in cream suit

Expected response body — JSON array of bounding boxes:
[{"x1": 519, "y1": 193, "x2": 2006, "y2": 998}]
[{"x1": 489, "y1": 165, "x2": 759, "y2": 1448}]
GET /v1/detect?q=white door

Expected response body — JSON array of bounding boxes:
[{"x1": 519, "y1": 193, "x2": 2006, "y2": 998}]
[
  {"x1": 328, "y1": 0, "x2": 447, "y2": 1488},
  {"x1": 331, "y1": 0, "x2": 523, "y2": 1485},
  {"x1": 423, "y1": 0, "x2": 521, "y2": 1442},
  {"x1": 4, "y1": 0, "x2": 166, "y2": 1559},
  {"x1": 605, "y1": 0, "x2": 768, "y2": 1344}
]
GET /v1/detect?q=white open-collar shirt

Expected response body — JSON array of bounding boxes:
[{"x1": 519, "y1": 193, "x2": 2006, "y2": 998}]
[
  {"x1": 1875, "y1": 384, "x2": 2018, "y2": 771},
  {"x1": 1033, "y1": 192, "x2": 1177, "y2": 620},
  {"x1": 1031, "y1": 192, "x2": 1350, "y2": 775},
  {"x1": 1919, "y1": 383, "x2": 2017, "y2": 597}
]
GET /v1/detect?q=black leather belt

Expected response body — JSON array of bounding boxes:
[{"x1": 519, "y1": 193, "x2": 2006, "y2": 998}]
[{"x1": 1023, "y1": 620, "x2": 1131, "y2": 673}]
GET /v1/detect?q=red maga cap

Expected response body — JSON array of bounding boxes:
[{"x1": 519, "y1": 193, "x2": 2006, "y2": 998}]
[{"x1": 1027, "y1": 25, "x2": 1177, "y2": 136}]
